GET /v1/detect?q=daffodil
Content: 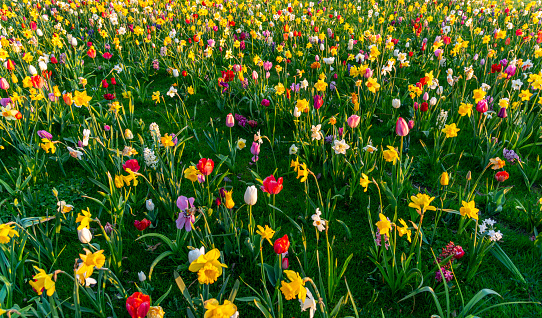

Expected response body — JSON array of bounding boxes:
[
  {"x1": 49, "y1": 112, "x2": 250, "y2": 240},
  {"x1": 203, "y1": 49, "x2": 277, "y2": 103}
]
[
  {"x1": 76, "y1": 208, "x2": 92, "y2": 230},
  {"x1": 296, "y1": 162, "x2": 309, "y2": 182},
  {"x1": 376, "y1": 213, "x2": 391, "y2": 237},
  {"x1": 397, "y1": 219, "x2": 412, "y2": 242},
  {"x1": 189, "y1": 249, "x2": 228, "y2": 285},
  {"x1": 460, "y1": 200, "x2": 479, "y2": 220},
  {"x1": 359, "y1": 173, "x2": 371, "y2": 192},
  {"x1": 280, "y1": 270, "x2": 307, "y2": 302},
  {"x1": 29, "y1": 267, "x2": 56, "y2": 296},
  {"x1": 161, "y1": 135, "x2": 175, "y2": 147},
  {"x1": 408, "y1": 193, "x2": 437, "y2": 214},
  {"x1": 76, "y1": 249, "x2": 106, "y2": 284},
  {"x1": 204, "y1": 299, "x2": 237, "y2": 318},
  {"x1": 73, "y1": 90, "x2": 92, "y2": 107},
  {"x1": 256, "y1": 225, "x2": 275, "y2": 245},
  {"x1": 489, "y1": 157, "x2": 506, "y2": 170},
  {"x1": 0, "y1": 223, "x2": 19, "y2": 244},
  {"x1": 382, "y1": 146, "x2": 399, "y2": 164},
  {"x1": 441, "y1": 123, "x2": 460, "y2": 138}
]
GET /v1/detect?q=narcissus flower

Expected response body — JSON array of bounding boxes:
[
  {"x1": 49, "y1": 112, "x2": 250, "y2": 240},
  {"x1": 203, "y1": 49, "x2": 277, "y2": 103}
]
[
  {"x1": 29, "y1": 267, "x2": 56, "y2": 296},
  {"x1": 459, "y1": 200, "x2": 479, "y2": 220},
  {"x1": 441, "y1": 123, "x2": 460, "y2": 138},
  {"x1": 383, "y1": 146, "x2": 399, "y2": 164},
  {"x1": 0, "y1": 223, "x2": 19, "y2": 244},
  {"x1": 376, "y1": 213, "x2": 391, "y2": 237},
  {"x1": 73, "y1": 90, "x2": 92, "y2": 107},
  {"x1": 76, "y1": 249, "x2": 106, "y2": 283},
  {"x1": 408, "y1": 193, "x2": 437, "y2": 214},
  {"x1": 397, "y1": 219, "x2": 412, "y2": 242},
  {"x1": 257, "y1": 225, "x2": 275, "y2": 245},
  {"x1": 280, "y1": 270, "x2": 307, "y2": 302},
  {"x1": 76, "y1": 208, "x2": 92, "y2": 230},
  {"x1": 359, "y1": 173, "x2": 371, "y2": 192},
  {"x1": 204, "y1": 299, "x2": 237, "y2": 318},
  {"x1": 189, "y1": 249, "x2": 228, "y2": 285}
]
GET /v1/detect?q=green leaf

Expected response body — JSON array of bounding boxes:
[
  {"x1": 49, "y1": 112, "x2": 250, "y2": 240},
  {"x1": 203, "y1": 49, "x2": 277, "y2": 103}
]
[
  {"x1": 489, "y1": 243, "x2": 526, "y2": 284},
  {"x1": 154, "y1": 285, "x2": 172, "y2": 306}
]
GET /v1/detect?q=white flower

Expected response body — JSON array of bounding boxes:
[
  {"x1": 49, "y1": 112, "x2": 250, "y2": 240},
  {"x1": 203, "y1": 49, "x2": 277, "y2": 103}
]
[
  {"x1": 483, "y1": 218, "x2": 496, "y2": 226},
  {"x1": 29, "y1": 65, "x2": 38, "y2": 75},
  {"x1": 300, "y1": 78, "x2": 309, "y2": 89},
  {"x1": 146, "y1": 199, "x2": 155, "y2": 211},
  {"x1": 67, "y1": 146, "x2": 83, "y2": 160},
  {"x1": 113, "y1": 64, "x2": 123, "y2": 73},
  {"x1": 293, "y1": 106, "x2": 301, "y2": 117},
  {"x1": 478, "y1": 223, "x2": 487, "y2": 234},
  {"x1": 138, "y1": 271, "x2": 146, "y2": 282},
  {"x1": 310, "y1": 124, "x2": 323, "y2": 141},
  {"x1": 323, "y1": 57, "x2": 335, "y2": 65},
  {"x1": 167, "y1": 86, "x2": 177, "y2": 97},
  {"x1": 172, "y1": 69, "x2": 179, "y2": 77},
  {"x1": 78, "y1": 228, "x2": 92, "y2": 244},
  {"x1": 188, "y1": 246, "x2": 205, "y2": 264},
  {"x1": 392, "y1": 99, "x2": 401, "y2": 109},
  {"x1": 332, "y1": 139, "x2": 350, "y2": 155},
  {"x1": 363, "y1": 144, "x2": 378, "y2": 153},
  {"x1": 511, "y1": 79, "x2": 523, "y2": 90},
  {"x1": 143, "y1": 147, "x2": 159, "y2": 168},
  {"x1": 299, "y1": 288, "x2": 317, "y2": 318},
  {"x1": 244, "y1": 185, "x2": 258, "y2": 206},
  {"x1": 289, "y1": 144, "x2": 298, "y2": 155},
  {"x1": 82, "y1": 129, "x2": 90, "y2": 146},
  {"x1": 429, "y1": 97, "x2": 437, "y2": 106}
]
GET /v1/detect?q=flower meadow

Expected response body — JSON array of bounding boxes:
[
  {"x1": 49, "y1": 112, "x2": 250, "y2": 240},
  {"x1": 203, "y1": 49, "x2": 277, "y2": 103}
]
[{"x1": 2, "y1": 0, "x2": 542, "y2": 317}]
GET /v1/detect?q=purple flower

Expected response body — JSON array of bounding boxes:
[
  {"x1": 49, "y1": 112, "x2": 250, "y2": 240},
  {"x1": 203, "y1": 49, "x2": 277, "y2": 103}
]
[
  {"x1": 1, "y1": 98, "x2": 12, "y2": 107},
  {"x1": 37, "y1": 130, "x2": 53, "y2": 140},
  {"x1": 435, "y1": 269, "x2": 453, "y2": 283},
  {"x1": 503, "y1": 148, "x2": 520, "y2": 164},
  {"x1": 176, "y1": 196, "x2": 196, "y2": 231}
]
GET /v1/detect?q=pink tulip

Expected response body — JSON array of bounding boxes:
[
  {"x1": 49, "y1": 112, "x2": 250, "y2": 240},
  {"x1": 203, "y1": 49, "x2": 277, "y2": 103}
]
[
  {"x1": 226, "y1": 113, "x2": 235, "y2": 127},
  {"x1": 347, "y1": 115, "x2": 361, "y2": 129},
  {"x1": 396, "y1": 117, "x2": 409, "y2": 136}
]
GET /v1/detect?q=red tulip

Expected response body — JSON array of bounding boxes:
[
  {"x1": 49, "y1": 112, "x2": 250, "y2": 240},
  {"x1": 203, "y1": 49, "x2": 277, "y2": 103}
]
[
  {"x1": 111, "y1": 77, "x2": 117, "y2": 85},
  {"x1": 454, "y1": 246, "x2": 465, "y2": 259},
  {"x1": 87, "y1": 48, "x2": 96, "y2": 58},
  {"x1": 102, "y1": 52, "x2": 113, "y2": 60},
  {"x1": 273, "y1": 235, "x2": 290, "y2": 254},
  {"x1": 495, "y1": 171, "x2": 509, "y2": 182},
  {"x1": 261, "y1": 175, "x2": 283, "y2": 194},
  {"x1": 126, "y1": 292, "x2": 150, "y2": 318},
  {"x1": 102, "y1": 79, "x2": 109, "y2": 88},
  {"x1": 104, "y1": 94, "x2": 116, "y2": 100},
  {"x1": 123, "y1": 159, "x2": 140, "y2": 172},
  {"x1": 282, "y1": 257, "x2": 289, "y2": 269},
  {"x1": 197, "y1": 158, "x2": 214, "y2": 176},
  {"x1": 134, "y1": 219, "x2": 151, "y2": 231},
  {"x1": 31, "y1": 76, "x2": 45, "y2": 89}
]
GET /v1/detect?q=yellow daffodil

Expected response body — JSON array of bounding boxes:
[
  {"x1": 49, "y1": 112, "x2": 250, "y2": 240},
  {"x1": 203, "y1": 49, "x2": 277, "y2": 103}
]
[
  {"x1": 360, "y1": 173, "x2": 371, "y2": 192},
  {"x1": 256, "y1": 225, "x2": 275, "y2": 245},
  {"x1": 382, "y1": 146, "x2": 399, "y2": 165},
  {"x1": 204, "y1": 299, "x2": 237, "y2": 318},
  {"x1": 189, "y1": 249, "x2": 227, "y2": 285},
  {"x1": 460, "y1": 200, "x2": 479, "y2": 220},
  {"x1": 29, "y1": 267, "x2": 56, "y2": 296},
  {"x1": 408, "y1": 193, "x2": 437, "y2": 214},
  {"x1": 376, "y1": 213, "x2": 391, "y2": 237},
  {"x1": 76, "y1": 208, "x2": 92, "y2": 230},
  {"x1": 397, "y1": 219, "x2": 411, "y2": 242},
  {"x1": 0, "y1": 223, "x2": 19, "y2": 244},
  {"x1": 441, "y1": 123, "x2": 460, "y2": 138},
  {"x1": 280, "y1": 270, "x2": 307, "y2": 302}
]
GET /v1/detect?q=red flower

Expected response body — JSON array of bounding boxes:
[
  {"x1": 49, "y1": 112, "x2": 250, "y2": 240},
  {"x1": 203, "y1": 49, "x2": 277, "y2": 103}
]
[
  {"x1": 87, "y1": 48, "x2": 96, "y2": 58},
  {"x1": 102, "y1": 52, "x2": 113, "y2": 60},
  {"x1": 126, "y1": 292, "x2": 150, "y2": 318},
  {"x1": 31, "y1": 75, "x2": 45, "y2": 89},
  {"x1": 111, "y1": 77, "x2": 117, "y2": 85},
  {"x1": 220, "y1": 70, "x2": 235, "y2": 82},
  {"x1": 491, "y1": 64, "x2": 502, "y2": 73},
  {"x1": 102, "y1": 79, "x2": 109, "y2": 88},
  {"x1": 420, "y1": 102, "x2": 429, "y2": 112},
  {"x1": 134, "y1": 219, "x2": 151, "y2": 231},
  {"x1": 123, "y1": 159, "x2": 140, "y2": 172},
  {"x1": 261, "y1": 175, "x2": 283, "y2": 194},
  {"x1": 495, "y1": 171, "x2": 509, "y2": 182},
  {"x1": 454, "y1": 246, "x2": 465, "y2": 259},
  {"x1": 274, "y1": 235, "x2": 290, "y2": 254},
  {"x1": 197, "y1": 158, "x2": 214, "y2": 176},
  {"x1": 182, "y1": 70, "x2": 188, "y2": 77}
]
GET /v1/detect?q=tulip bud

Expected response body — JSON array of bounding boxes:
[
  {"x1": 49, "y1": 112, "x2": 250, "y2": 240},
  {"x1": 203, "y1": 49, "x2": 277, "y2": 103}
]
[
  {"x1": 497, "y1": 107, "x2": 507, "y2": 118},
  {"x1": 392, "y1": 99, "x2": 401, "y2": 108},
  {"x1": 0, "y1": 78, "x2": 9, "y2": 90},
  {"x1": 172, "y1": 69, "x2": 179, "y2": 77},
  {"x1": 124, "y1": 129, "x2": 133, "y2": 139},
  {"x1": 244, "y1": 185, "x2": 258, "y2": 205},
  {"x1": 138, "y1": 271, "x2": 146, "y2": 282},
  {"x1": 395, "y1": 117, "x2": 409, "y2": 136},
  {"x1": 38, "y1": 61, "x2": 47, "y2": 71},
  {"x1": 293, "y1": 106, "x2": 301, "y2": 117},
  {"x1": 78, "y1": 227, "x2": 92, "y2": 244},
  {"x1": 408, "y1": 120, "x2": 415, "y2": 129},
  {"x1": 282, "y1": 257, "x2": 289, "y2": 269},
  {"x1": 146, "y1": 199, "x2": 155, "y2": 211},
  {"x1": 440, "y1": 171, "x2": 449, "y2": 186},
  {"x1": 71, "y1": 37, "x2": 78, "y2": 46},
  {"x1": 226, "y1": 113, "x2": 235, "y2": 127},
  {"x1": 188, "y1": 246, "x2": 205, "y2": 264},
  {"x1": 347, "y1": 114, "x2": 361, "y2": 129},
  {"x1": 29, "y1": 65, "x2": 38, "y2": 75},
  {"x1": 466, "y1": 171, "x2": 472, "y2": 181},
  {"x1": 37, "y1": 29, "x2": 43, "y2": 36}
]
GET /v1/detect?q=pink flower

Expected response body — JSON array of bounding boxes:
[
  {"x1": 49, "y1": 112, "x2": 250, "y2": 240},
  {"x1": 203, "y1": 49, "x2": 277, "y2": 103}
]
[
  {"x1": 396, "y1": 117, "x2": 409, "y2": 136},
  {"x1": 347, "y1": 115, "x2": 361, "y2": 129}
]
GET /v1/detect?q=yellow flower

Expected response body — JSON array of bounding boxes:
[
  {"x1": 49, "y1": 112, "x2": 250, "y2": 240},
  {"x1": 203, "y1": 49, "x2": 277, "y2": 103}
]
[
  {"x1": 366, "y1": 77, "x2": 380, "y2": 93},
  {"x1": 408, "y1": 193, "x2": 437, "y2": 214},
  {"x1": 519, "y1": 89, "x2": 533, "y2": 101},
  {"x1": 256, "y1": 225, "x2": 275, "y2": 245},
  {"x1": 489, "y1": 157, "x2": 505, "y2": 170},
  {"x1": 397, "y1": 219, "x2": 411, "y2": 242},
  {"x1": 204, "y1": 299, "x2": 237, "y2": 318},
  {"x1": 460, "y1": 200, "x2": 479, "y2": 220},
  {"x1": 73, "y1": 90, "x2": 92, "y2": 107},
  {"x1": 122, "y1": 168, "x2": 138, "y2": 187},
  {"x1": 0, "y1": 223, "x2": 19, "y2": 244},
  {"x1": 76, "y1": 208, "x2": 92, "y2": 230},
  {"x1": 275, "y1": 82, "x2": 285, "y2": 95},
  {"x1": 224, "y1": 190, "x2": 235, "y2": 209},
  {"x1": 198, "y1": 263, "x2": 220, "y2": 284},
  {"x1": 314, "y1": 79, "x2": 328, "y2": 92},
  {"x1": 187, "y1": 86, "x2": 195, "y2": 95},
  {"x1": 40, "y1": 138, "x2": 57, "y2": 154},
  {"x1": 152, "y1": 91, "x2": 161, "y2": 103},
  {"x1": 280, "y1": 270, "x2": 307, "y2": 302},
  {"x1": 122, "y1": 91, "x2": 132, "y2": 99},
  {"x1": 76, "y1": 249, "x2": 106, "y2": 283},
  {"x1": 296, "y1": 99, "x2": 309, "y2": 113},
  {"x1": 184, "y1": 166, "x2": 201, "y2": 182},
  {"x1": 359, "y1": 173, "x2": 371, "y2": 192},
  {"x1": 440, "y1": 172, "x2": 449, "y2": 186},
  {"x1": 458, "y1": 103, "x2": 473, "y2": 117},
  {"x1": 376, "y1": 213, "x2": 391, "y2": 237},
  {"x1": 29, "y1": 267, "x2": 56, "y2": 296},
  {"x1": 441, "y1": 123, "x2": 460, "y2": 138},
  {"x1": 114, "y1": 175, "x2": 124, "y2": 188},
  {"x1": 161, "y1": 135, "x2": 175, "y2": 147},
  {"x1": 147, "y1": 306, "x2": 165, "y2": 318},
  {"x1": 382, "y1": 146, "x2": 399, "y2": 165},
  {"x1": 296, "y1": 162, "x2": 309, "y2": 182},
  {"x1": 189, "y1": 249, "x2": 228, "y2": 285},
  {"x1": 472, "y1": 88, "x2": 486, "y2": 103}
]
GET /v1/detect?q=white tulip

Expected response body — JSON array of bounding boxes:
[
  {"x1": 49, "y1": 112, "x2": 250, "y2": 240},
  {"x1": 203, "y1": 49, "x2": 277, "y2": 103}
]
[
  {"x1": 392, "y1": 99, "x2": 401, "y2": 109},
  {"x1": 37, "y1": 29, "x2": 43, "y2": 36},
  {"x1": 71, "y1": 37, "x2": 78, "y2": 47},
  {"x1": 78, "y1": 228, "x2": 92, "y2": 244},
  {"x1": 146, "y1": 199, "x2": 155, "y2": 211},
  {"x1": 29, "y1": 65, "x2": 38, "y2": 75},
  {"x1": 188, "y1": 246, "x2": 205, "y2": 264},
  {"x1": 172, "y1": 69, "x2": 179, "y2": 77},
  {"x1": 138, "y1": 271, "x2": 146, "y2": 282},
  {"x1": 38, "y1": 61, "x2": 47, "y2": 71},
  {"x1": 244, "y1": 186, "x2": 258, "y2": 206},
  {"x1": 293, "y1": 106, "x2": 301, "y2": 117}
]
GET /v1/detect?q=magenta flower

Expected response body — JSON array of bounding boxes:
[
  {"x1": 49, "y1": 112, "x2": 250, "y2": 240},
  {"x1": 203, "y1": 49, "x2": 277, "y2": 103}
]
[{"x1": 176, "y1": 196, "x2": 196, "y2": 231}]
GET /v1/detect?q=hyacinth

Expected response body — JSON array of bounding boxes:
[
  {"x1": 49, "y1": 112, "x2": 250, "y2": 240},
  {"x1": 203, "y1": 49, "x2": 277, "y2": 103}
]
[
  {"x1": 144, "y1": 147, "x2": 159, "y2": 169},
  {"x1": 234, "y1": 113, "x2": 247, "y2": 127},
  {"x1": 503, "y1": 148, "x2": 520, "y2": 164}
]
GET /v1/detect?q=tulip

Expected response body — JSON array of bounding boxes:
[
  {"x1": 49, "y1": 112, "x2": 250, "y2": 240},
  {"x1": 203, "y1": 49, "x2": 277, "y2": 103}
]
[
  {"x1": 0, "y1": 78, "x2": 9, "y2": 90},
  {"x1": 146, "y1": 199, "x2": 155, "y2": 211},
  {"x1": 29, "y1": 65, "x2": 38, "y2": 75},
  {"x1": 188, "y1": 246, "x2": 205, "y2": 264},
  {"x1": 497, "y1": 107, "x2": 507, "y2": 118},
  {"x1": 476, "y1": 100, "x2": 488, "y2": 113},
  {"x1": 138, "y1": 272, "x2": 146, "y2": 282},
  {"x1": 78, "y1": 228, "x2": 92, "y2": 244},
  {"x1": 408, "y1": 120, "x2": 415, "y2": 129},
  {"x1": 126, "y1": 292, "x2": 150, "y2": 318},
  {"x1": 282, "y1": 257, "x2": 289, "y2": 269},
  {"x1": 38, "y1": 61, "x2": 47, "y2": 71},
  {"x1": 226, "y1": 113, "x2": 235, "y2": 127},
  {"x1": 124, "y1": 129, "x2": 134, "y2": 139},
  {"x1": 134, "y1": 219, "x2": 151, "y2": 231},
  {"x1": 250, "y1": 142, "x2": 260, "y2": 162},
  {"x1": 123, "y1": 159, "x2": 140, "y2": 172},
  {"x1": 261, "y1": 175, "x2": 283, "y2": 194},
  {"x1": 273, "y1": 235, "x2": 290, "y2": 254},
  {"x1": 261, "y1": 99, "x2": 270, "y2": 107},
  {"x1": 313, "y1": 95, "x2": 324, "y2": 109},
  {"x1": 466, "y1": 171, "x2": 472, "y2": 181},
  {"x1": 395, "y1": 117, "x2": 409, "y2": 136},
  {"x1": 347, "y1": 115, "x2": 360, "y2": 129},
  {"x1": 495, "y1": 171, "x2": 509, "y2": 182},
  {"x1": 392, "y1": 99, "x2": 401, "y2": 108},
  {"x1": 197, "y1": 158, "x2": 214, "y2": 175},
  {"x1": 63, "y1": 93, "x2": 73, "y2": 105},
  {"x1": 244, "y1": 185, "x2": 258, "y2": 205},
  {"x1": 454, "y1": 246, "x2": 465, "y2": 259},
  {"x1": 440, "y1": 171, "x2": 449, "y2": 186},
  {"x1": 421, "y1": 102, "x2": 429, "y2": 112},
  {"x1": 111, "y1": 77, "x2": 117, "y2": 85}
]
